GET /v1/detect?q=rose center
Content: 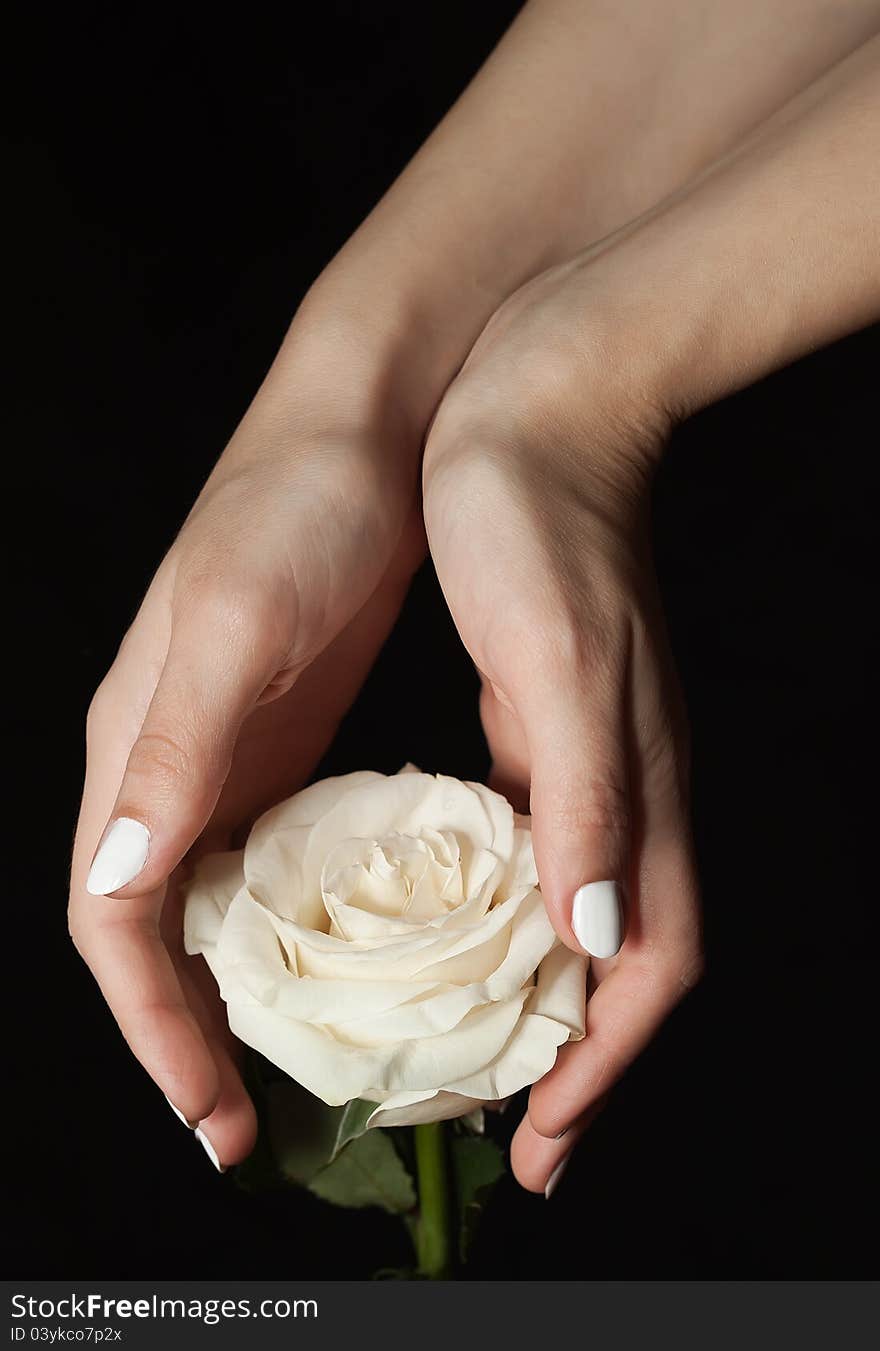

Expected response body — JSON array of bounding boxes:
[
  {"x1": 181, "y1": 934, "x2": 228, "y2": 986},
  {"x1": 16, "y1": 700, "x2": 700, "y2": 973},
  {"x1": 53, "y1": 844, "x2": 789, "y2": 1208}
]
[{"x1": 320, "y1": 828, "x2": 467, "y2": 939}]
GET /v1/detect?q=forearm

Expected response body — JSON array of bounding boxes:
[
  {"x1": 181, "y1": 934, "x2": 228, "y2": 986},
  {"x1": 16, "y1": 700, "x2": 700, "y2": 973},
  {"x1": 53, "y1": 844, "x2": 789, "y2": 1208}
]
[
  {"x1": 595, "y1": 36, "x2": 880, "y2": 423},
  {"x1": 265, "y1": 0, "x2": 880, "y2": 437}
]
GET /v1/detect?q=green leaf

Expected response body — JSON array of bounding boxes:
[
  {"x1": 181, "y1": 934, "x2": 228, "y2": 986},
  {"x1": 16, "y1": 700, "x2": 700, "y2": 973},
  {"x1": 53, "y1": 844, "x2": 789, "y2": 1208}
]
[
  {"x1": 266, "y1": 1079, "x2": 386, "y2": 1188},
  {"x1": 330, "y1": 1098, "x2": 375, "y2": 1161},
  {"x1": 267, "y1": 1079, "x2": 343, "y2": 1186},
  {"x1": 450, "y1": 1135, "x2": 506, "y2": 1262},
  {"x1": 309, "y1": 1129, "x2": 417, "y2": 1214}
]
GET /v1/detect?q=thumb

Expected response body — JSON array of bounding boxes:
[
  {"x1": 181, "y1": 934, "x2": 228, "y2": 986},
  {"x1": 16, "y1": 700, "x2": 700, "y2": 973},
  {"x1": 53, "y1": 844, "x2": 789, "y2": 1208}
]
[
  {"x1": 514, "y1": 659, "x2": 629, "y2": 960},
  {"x1": 86, "y1": 589, "x2": 288, "y2": 897}
]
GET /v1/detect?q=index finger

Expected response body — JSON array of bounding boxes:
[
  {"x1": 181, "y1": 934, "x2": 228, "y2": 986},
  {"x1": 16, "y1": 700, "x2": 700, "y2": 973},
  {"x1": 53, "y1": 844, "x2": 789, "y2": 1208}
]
[{"x1": 69, "y1": 666, "x2": 221, "y2": 1125}]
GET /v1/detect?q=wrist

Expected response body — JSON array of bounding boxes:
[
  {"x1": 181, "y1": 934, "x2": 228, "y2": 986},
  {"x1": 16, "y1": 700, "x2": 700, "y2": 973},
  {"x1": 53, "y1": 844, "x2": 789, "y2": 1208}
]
[{"x1": 277, "y1": 263, "x2": 471, "y2": 457}]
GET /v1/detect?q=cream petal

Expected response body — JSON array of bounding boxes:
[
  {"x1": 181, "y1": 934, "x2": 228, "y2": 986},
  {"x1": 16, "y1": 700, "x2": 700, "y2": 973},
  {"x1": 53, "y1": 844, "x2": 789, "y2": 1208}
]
[
  {"x1": 366, "y1": 1090, "x2": 486, "y2": 1129},
  {"x1": 226, "y1": 987, "x2": 529, "y2": 1106},
  {"x1": 254, "y1": 771, "x2": 386, "y2": 833},
  {"x1": 221, "y1": 965, "x2": 455, "y2": 1027},
  {"x1": 245, "y1": 771, "x2": 383, "y2": 926},
  {"x1": 321, "y1": 832, "x2": 459, "y2": 926},
  {"x1": 443, "y1": 1012, "x2": 575, "y2": 1102},
  {"x1": 423, "y1": 828, "x2": 459, "y2": 869},
  {"x1": 211, "y1": 898, "x2": 512, "y2": 1036},
  {"x1": 484, "y1": 890, "x2": 558, "y2": 991},
  {"x1": 214, "y1": 890, "x2": 293, "y2": 1000},
  {"x1": 262, "y1": 882, "x2": 530, "y2": 983},
  {"x1": 226, "y1": 1003, "x2": 386, "y2": 1106},
  {"x1": 286, "y1": 888, "x2": 527, "y2": 986},
  {"x1": 301, "y1": 774, "x2": 504, "y2": 909},
  {"x1": 329, "y1": 863, "x2": 411, "y2": 926},
  {"x1": 529, "y1": 943, "x2": 588, "y2": 1039},
  {"x1": 496, "y1": 827, "x2": 539, "y2": 900},
  {"x1": 463, "y1": 780, "x2": 515, "y2": 886},
  {"x1": 319, "y1": 894, "x2": 559, "y2": 1047},
  {"x1": 366, "y1": 994, "x2": 529, "y2": 1096},
  {"x1": 183, "y1": 850, "x2": 245, "y2": 956},
  {"x1": 322, "y1": 902, "x2": 428, "y2": 942}
]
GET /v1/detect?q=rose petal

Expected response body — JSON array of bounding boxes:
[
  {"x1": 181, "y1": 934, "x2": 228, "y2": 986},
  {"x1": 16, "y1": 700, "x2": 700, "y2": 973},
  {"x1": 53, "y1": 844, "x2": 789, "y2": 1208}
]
[
  {"x1": 366, "y1": 1090, "x2": 487, "y2": 1129},
  {"x1": 183, "y1": 850, "x2": 245, "y2": 955},
  {"x1": 244, "y1": 771, "x2": 383, "y2": 927}
]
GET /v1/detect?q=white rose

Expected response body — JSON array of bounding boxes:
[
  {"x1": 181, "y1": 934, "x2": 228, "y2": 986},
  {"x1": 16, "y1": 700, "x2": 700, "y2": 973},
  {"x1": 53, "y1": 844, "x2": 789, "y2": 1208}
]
[{"x1": 184, "y1": 767, "x2": 586, "y2": 1127}]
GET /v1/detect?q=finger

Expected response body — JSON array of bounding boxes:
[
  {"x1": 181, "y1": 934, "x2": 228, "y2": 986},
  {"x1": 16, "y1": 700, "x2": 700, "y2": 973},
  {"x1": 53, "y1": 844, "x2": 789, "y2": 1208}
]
[
  {"x1": 164, "y1": 911, "x2": 259, "y2": 1168},
  {"x1": 510, "y1": 1096, "x2": 607, "y2": 1195},
  {"x1": 85, "y1": 585, "x2": 289, "y2": 898},
  {"x1": 527, "y1": 932, "x2": 689, "y2": 1139},
  {"x1": 508, "y1": 643, "x2": 630, "y2": 959},
  {"x1": 527, "y1": 697, "x2": 701, "y2": 1140},
  {"x1": 72, "y1": 902, "x2": 222, "y2": 1123},
  {"x1": 70, "y1": 649, "x2": 223, "y2": 1124},
  {"x1": 189, "y1": 1038, "x2": 259, "y2": 1172}
]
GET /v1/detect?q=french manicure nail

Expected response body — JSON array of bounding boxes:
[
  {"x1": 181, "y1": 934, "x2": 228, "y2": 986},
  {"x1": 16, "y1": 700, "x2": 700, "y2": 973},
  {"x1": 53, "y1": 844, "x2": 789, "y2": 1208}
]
[
  {"x1": 86, "y1": 818, "x2": 150, "y2": 896},
  {"x1": 165, "y1": 1095, "x2": 197, "y2": 1130},
  {"x1": 195, "y1": 1128, "x2": 226, "y2": 1173},
  {"x1": 545, "y1": 1151, "x2": 571, "y2": 1200},
  {"x1": 571, "y1": 880, "x2": 624, "y2": 958}
]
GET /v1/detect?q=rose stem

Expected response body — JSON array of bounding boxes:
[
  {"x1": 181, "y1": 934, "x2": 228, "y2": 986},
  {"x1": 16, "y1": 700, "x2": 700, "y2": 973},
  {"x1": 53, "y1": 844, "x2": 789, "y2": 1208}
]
[{"x1": 413, "y1": 1122, "x2": 453, "y2": 1279}]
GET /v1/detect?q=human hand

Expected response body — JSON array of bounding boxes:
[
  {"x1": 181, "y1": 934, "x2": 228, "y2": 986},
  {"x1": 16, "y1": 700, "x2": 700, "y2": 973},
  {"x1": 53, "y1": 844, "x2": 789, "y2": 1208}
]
[
  {"x1": 68, "y1": 304, "x2": 426, "y2": 1168},
  {"x1": 422, "y1": 262, "x2": 703, "y2": 1194},
  {"x1": 422, "y1": 36, "x2": 880, "y2": 1193}
]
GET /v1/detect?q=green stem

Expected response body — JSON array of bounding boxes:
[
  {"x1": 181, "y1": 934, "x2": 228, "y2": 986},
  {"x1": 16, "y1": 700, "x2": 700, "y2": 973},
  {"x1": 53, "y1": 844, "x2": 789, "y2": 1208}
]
[{"x1": 413, "y1": 1122, "x2": 453, "y2": 1279}]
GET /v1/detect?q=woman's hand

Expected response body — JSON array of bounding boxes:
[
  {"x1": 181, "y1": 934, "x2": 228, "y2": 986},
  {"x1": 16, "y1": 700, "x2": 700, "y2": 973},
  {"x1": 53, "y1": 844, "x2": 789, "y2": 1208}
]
[
  {"x1": 424, "y1": 35, "x2": 880, "y2": 1193},
  {"x1": 68, "y1": 304, "x2": 426, "y2": 1167},
  {"x1": 422, "y1": 265, "x2": 703, "y2": 1194}
]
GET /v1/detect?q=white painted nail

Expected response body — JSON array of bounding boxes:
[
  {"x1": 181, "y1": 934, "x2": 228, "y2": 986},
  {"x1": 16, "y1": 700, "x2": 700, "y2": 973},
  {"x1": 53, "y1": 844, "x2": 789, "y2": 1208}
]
[
  {"x1": 195, "y1": 1128, "x2": 226, "y2": 1173},
  {"x1": 545, "y1": 1151, "x2": 571, "y2": 1200},
  {"x1": 86, "y1": 818, "x2": 150, "y2": 896},
  {"x1": 165, "y1": 1095, "x2": 196, "y2": 1130},
  {"x1": 571, "y1": 880, "x2": 624, "y2": 958}
]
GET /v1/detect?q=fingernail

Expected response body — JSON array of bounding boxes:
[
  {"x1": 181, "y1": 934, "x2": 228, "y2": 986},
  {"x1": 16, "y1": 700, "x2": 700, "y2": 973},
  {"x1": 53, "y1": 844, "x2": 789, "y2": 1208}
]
[
  {"x1": 86, "y1": 818, "x2": 150, "y2": 896},
  {"x1": 571, "y1": 880, "x2": 623, "y2": 958},
  {"x1": 555, "y1": 1128, "x2": 568, "y2": 1140},
  {"x1": 545, "y1": 1151, "x2": 571, "y2": 1200},
  {"x1": 165, "y1": 1095, "x2": 197, "y2": 1130},
  {"x1": 195, "y1": 1128, "x2": 226, "y2": 1173}
]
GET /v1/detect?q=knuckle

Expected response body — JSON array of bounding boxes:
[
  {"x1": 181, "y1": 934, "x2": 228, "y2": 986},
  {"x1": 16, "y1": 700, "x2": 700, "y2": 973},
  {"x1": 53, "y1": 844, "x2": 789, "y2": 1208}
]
[
  {"x1": 655, "y1": 939, "x2": 705, "y2": 1003},
  {"x1": 85, "y1": 676, "x2": 116, "y2": 745},
  {"x1": 67, "y1": 906, "x2": 89, "y2": 961},
  {"x1": 177, "y1": 567, "x2": 294, "y2": 675},
  {"x1": 527, "y1": 1098, "x2": 567, "y2": 1140},
  {"x1": 547, "y1": 773, "x2": 630, "y2": 844},
  {"x1": 423, "y1": 422, "x2": 505, "y2": 511},
  {"x1": 537, "y1": 613, "x2": 622, "y2": 690},
  {"x1": 508, "y1": 1133, "x2": 553, "y2": 1195},
  {"x1": 126, "y1": 727, "x2": 201, "y2": 793},
  {"x1": 178, "y1": 563, "x2": 258, "y2": 628}
]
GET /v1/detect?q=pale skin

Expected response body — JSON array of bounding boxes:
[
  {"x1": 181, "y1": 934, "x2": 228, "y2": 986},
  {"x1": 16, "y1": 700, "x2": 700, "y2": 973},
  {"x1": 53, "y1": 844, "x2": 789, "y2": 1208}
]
[{"x1": 68, "y1": 2, "x2": 880, "y2": 1192}]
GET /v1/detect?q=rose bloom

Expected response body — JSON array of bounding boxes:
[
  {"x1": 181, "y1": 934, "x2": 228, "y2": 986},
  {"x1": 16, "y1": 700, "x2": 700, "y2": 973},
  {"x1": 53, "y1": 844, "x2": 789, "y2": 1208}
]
[{"x1": 184, "y1": 767, "x2": 586, "y2": 1127}]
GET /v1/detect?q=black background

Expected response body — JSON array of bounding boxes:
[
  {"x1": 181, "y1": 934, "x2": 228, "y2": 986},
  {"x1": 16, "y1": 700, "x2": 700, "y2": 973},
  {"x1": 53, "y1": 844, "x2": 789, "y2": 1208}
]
[{"x1": 9, "y1": 2, "x2": 876, "y2": 1278}]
